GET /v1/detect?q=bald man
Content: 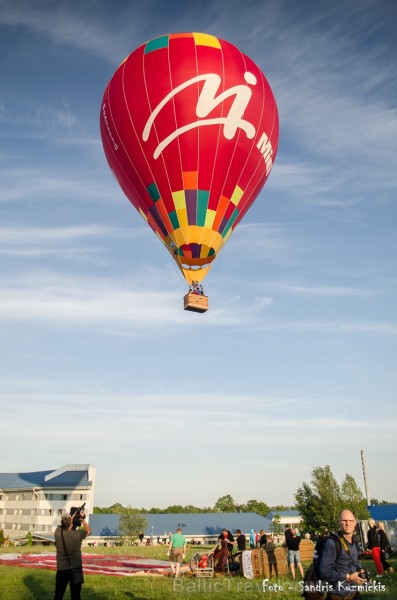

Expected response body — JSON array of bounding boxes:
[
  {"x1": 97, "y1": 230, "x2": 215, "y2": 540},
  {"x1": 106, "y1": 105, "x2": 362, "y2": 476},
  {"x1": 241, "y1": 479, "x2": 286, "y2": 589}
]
[{"x1": 319, "y1": 509, "x2": 367, "y2": 599}]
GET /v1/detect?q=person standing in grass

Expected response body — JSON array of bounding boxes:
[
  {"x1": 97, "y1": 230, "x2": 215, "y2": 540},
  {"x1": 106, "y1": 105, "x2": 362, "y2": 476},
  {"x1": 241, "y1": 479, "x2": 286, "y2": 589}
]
[
  {"x1": 53, "y1": 511, "x2": 91, "y2": 600},
  {"x1": 285, "y1": 527, "x2": 304, "y2": 580},
  {"x1": 378, "y1": 521, "x2": 394, "y2": 574},
  {"x1": 367, "y1": 518, "x2": 384, "y2": 577},
  {"x1": 167, "y1": 527, "x2": 186, "y2": 578}
]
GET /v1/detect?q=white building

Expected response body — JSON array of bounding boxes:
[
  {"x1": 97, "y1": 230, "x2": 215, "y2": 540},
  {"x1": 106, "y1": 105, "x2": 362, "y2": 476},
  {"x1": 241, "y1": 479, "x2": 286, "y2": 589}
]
[{"x1": 0, "y1": 464, "x2": 95, "y2": 543}]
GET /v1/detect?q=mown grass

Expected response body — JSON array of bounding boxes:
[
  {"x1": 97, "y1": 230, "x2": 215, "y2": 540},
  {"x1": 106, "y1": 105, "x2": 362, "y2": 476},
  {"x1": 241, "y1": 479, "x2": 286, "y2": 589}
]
[{"x1": 0, "y1": 545, "x2": 395, "y2": 599}]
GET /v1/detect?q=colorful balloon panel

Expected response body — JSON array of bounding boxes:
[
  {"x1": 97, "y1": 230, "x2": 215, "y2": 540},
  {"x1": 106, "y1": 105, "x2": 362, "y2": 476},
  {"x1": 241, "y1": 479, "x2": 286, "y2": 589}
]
[{"x1": 100, "y1": 32, "x2": 279, "y2": 284}]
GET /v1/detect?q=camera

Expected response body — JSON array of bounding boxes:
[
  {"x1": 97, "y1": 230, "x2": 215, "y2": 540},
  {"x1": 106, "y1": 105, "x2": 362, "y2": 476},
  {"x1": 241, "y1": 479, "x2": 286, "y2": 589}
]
[
  {"x1": 70, "y1": 503, "x2": 86, "y2": 530},
  {"x1": 359, "y1": 569, "x2": 371, "y2": 581}
]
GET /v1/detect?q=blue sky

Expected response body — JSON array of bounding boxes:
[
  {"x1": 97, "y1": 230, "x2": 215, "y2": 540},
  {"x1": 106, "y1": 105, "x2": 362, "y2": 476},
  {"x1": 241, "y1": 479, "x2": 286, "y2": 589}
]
[{"x1": 1, "y1": 0, "x2": 396, "y2": 509}]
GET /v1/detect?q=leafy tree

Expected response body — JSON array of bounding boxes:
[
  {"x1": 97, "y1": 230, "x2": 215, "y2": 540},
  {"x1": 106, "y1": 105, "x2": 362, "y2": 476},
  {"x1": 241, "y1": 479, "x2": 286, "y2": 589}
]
[
  {"x1": 94, "y1": 502, "x2": 125, "y2": 514},
  {"x1": 183, "y1": 504, "x2": 207, "y2": 513},
  {"x1": 295, "y1": 465, "x2": 370, "y2": 534},
  {"x1": 270, "y1": 505, "x2": 293, "y2": 512},
  {"x1": 295, "y1": 481, "x2": 318, "y2": 532},
  {"x1": 108, "y1": 503, "x2": 124, "y2": 514},
  {"x1": 214, "y1": 495, "x2": 236, "y2": 512},
  {"x1": 118, "y1": 507, "x2": 148, "y2": 545},
  {"x1": 243, "y1": 499, "x2": 270, "y2": 517},
  {"x1": 270, "y1": 514, "x2": 283, "y2": 535},
  {"x1": 163, "y1": 505, "x2": 186, "y2": 513},
  {"x1": 341, "y1": 474, "x2": 370, "y2": 520},
  {"x1": 295, "y1": 465, "x2": 343, "y2": 533},
  {"x1": 0, "y1": 529, "x2": 4, "y2": 546}
]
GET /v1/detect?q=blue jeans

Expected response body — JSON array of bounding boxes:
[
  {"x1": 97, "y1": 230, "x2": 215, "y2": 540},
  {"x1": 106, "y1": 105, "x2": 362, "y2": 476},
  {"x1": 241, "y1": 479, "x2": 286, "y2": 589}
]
[{"x1": 287, "y1": 549, "x2": 301, "y2": 566}]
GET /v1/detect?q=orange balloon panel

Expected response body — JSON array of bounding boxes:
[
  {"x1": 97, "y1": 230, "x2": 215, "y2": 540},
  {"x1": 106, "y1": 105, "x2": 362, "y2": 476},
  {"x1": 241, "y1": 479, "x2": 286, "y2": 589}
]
[{"x1": 100, "y1": 32, "x2": 279, "y2": 284}]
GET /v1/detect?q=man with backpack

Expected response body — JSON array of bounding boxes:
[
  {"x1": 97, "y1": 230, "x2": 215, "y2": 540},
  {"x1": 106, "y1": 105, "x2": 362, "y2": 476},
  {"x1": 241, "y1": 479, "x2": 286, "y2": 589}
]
[{"x1": 318, "y1": 509, "x2": 367, "y2": 599}]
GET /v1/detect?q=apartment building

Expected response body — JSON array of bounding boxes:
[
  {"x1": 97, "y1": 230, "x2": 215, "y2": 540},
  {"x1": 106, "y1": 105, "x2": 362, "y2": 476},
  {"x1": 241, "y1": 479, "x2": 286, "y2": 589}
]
[{"x1": 0, "y1": 464, "x2": 95, "y2": 542}]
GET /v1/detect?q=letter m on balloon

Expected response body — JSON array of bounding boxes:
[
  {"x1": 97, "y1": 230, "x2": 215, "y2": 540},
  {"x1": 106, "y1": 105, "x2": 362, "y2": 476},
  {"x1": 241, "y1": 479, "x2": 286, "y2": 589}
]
[{"x1": 257, "y1": 132, "x2": 274, "y2": 175}]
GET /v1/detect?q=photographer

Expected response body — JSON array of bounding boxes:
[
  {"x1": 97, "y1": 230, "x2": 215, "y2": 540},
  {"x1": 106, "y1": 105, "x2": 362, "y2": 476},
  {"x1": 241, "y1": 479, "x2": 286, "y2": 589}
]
[
  {"x1": 319, "y1": 509, "x2": 367, "y2": 600},
  {"x1": 54, "y1": 507, "x2": 92, "y2": 600}
]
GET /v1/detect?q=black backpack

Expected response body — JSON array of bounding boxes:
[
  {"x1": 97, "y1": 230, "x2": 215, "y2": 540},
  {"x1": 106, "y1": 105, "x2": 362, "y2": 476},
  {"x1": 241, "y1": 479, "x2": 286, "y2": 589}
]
[{"x1": 301, "y1": 533, "x2": 342, "y2": 600}]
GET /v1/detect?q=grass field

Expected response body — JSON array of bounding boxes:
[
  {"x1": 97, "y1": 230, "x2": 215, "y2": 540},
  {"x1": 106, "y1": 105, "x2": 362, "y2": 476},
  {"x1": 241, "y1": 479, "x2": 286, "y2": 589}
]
[{"x1": 0, "y1": 545, "x2": 395, "y2": 599}]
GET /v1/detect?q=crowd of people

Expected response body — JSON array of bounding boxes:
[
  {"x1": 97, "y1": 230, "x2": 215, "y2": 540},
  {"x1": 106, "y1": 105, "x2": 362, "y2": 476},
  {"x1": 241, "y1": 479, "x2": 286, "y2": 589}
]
[
  {"x1": 186, "y1": 512, "x2": 395, "y2": 599},
  {"x1": 52, "y1": 509, "x2": 395, "y2": 598}
]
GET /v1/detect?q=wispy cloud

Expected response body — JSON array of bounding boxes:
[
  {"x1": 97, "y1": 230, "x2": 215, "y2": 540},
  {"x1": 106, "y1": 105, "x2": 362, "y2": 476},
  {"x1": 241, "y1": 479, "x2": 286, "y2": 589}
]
[
  {"x1": 0, "y1": 270, "x2": 395, "y2": 335},
  {"x1": 269, "y1": 283, "x2": 374, "y2": 297},
  {"x1": 0, "y1": 225, "x2": 128, "y2": 244},
  {"x1": 0, "y1": 0, "x2": 129, "y2": 63},
  {"x1": 0, "y1": 270, "x2": 270, "y2": 328},
  {"x1": 0, "y1": 167, "x2": 115, "y2": 203}
]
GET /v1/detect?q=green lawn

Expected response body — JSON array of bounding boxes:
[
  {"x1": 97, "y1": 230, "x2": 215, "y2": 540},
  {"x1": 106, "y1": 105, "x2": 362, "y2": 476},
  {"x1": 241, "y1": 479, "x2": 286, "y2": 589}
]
[{"x1": 0, "y1": 546, "x2": 395, "y2": 599}]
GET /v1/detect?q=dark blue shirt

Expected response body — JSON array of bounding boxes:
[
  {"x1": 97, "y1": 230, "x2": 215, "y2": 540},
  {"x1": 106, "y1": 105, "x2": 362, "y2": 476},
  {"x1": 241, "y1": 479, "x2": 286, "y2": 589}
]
[{"x1": 319, "y1": 534, "x2": 362, "y2": 597}]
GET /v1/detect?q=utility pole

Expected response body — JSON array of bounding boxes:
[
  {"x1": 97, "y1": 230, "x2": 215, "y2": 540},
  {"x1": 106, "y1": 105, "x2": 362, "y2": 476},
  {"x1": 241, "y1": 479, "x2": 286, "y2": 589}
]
[{"x1": 361, "y1": 450, "x2": 371, "y2": 507}]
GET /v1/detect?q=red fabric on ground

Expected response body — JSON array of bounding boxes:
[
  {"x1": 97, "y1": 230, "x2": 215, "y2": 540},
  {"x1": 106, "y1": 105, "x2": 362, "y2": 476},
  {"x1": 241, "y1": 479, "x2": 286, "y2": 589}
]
[{"x1": 0, "y1": 553, "x2": 186, "y2": 577}]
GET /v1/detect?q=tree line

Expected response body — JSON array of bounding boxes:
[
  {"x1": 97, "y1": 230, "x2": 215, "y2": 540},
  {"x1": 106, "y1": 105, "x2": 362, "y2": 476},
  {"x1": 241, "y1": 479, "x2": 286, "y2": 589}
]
[
  {"x1": 94, "y1": 465, "x2": 394, "y2": 543},
  {"x1": 94, "y1": 497, "x2": 291, "y2": 517}
]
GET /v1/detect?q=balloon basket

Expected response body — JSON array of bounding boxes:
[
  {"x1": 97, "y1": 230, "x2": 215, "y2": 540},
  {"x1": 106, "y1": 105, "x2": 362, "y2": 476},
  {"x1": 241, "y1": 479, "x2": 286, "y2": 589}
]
[{"x1": 183, "y1": 292, "x2": 209, "y2": 313}]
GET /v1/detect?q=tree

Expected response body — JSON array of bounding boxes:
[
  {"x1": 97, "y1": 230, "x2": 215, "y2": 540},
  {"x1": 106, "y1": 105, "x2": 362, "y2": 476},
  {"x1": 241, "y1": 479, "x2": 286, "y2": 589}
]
[
  {"x1": 94, "y1": 502, "x2": 125, "y2": 514},
  {"x1": 270, "y1": 514, "x2": 283, "y2": 535},
  {"x1": 214, "y1": 495, "x2": 236, "y2": 512},
  {"x1": 295, "y1": 465, "x2": 343, "y2": 533},
  {"x1": 118, "y1": 507, "x2": 148, "y2": 545},
  {"x1": 295, "y1": 465, "x2": 369, "y2": 534},
  {"x1": 341, "y1": 474, "x2": 370, "y2": 520},
  {"x1": 295, "y1": 481, "x2": 318, "y2": 532},
  {"x1": 163, "y1": 505, "x2": 186, "y2": 513},
  {"x1": 0, "y1": 529, "x2": 4, "y2": 547},
  {"x1": 243, "y1": 499, "x2": 270, "y2": 517},
  {"x1": 270, "y1": 505, "x2": 291, "y2": 512}
]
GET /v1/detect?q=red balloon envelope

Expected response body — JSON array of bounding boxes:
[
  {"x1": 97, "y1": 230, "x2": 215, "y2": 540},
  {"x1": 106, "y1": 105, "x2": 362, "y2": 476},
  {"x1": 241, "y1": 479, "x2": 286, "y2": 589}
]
[{"x1": 100, "y1": 32, "x2": 279, "y2": 285}]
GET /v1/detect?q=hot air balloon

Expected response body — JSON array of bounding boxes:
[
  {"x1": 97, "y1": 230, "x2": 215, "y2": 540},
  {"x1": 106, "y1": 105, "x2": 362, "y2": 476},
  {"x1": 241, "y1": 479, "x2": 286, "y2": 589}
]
[{"x1": 100, "y1": 32, "x2": 279, "y2": 312}]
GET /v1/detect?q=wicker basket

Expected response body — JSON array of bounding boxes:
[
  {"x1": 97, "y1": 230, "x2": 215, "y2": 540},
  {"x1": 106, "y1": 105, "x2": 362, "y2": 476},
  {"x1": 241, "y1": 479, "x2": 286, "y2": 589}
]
[
  {"x1": 183, "y1": 293, "x2": 208, "y2": 313},
  {"x1": 262, "y1": 545, "x2": 288, "y2": 577},
  {"x1": 299, "y1": 539, "x2": 315, "y2": 562},
  {"x1": 241, "y1": 546, "x2": 288, "y2": 578}
]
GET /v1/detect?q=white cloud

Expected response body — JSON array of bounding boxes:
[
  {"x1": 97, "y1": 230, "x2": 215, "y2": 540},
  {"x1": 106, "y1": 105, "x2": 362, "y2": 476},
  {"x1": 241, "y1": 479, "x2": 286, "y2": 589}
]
[{"x1": 270, "y1": 283, "x2": 374, "y2": 297}]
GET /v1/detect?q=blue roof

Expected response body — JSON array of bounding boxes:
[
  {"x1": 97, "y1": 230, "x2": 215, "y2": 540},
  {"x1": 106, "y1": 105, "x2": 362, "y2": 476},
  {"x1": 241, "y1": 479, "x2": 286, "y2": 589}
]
[
  {"x1": 368, "y1": 505, "x2": 397, "y2": 521},
  {"x1": 0, "y1": 467, "x2": 91, "y2": 489},
  {"x1": 89, "y1": 512, "x2": 272, "y2": 538}
]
